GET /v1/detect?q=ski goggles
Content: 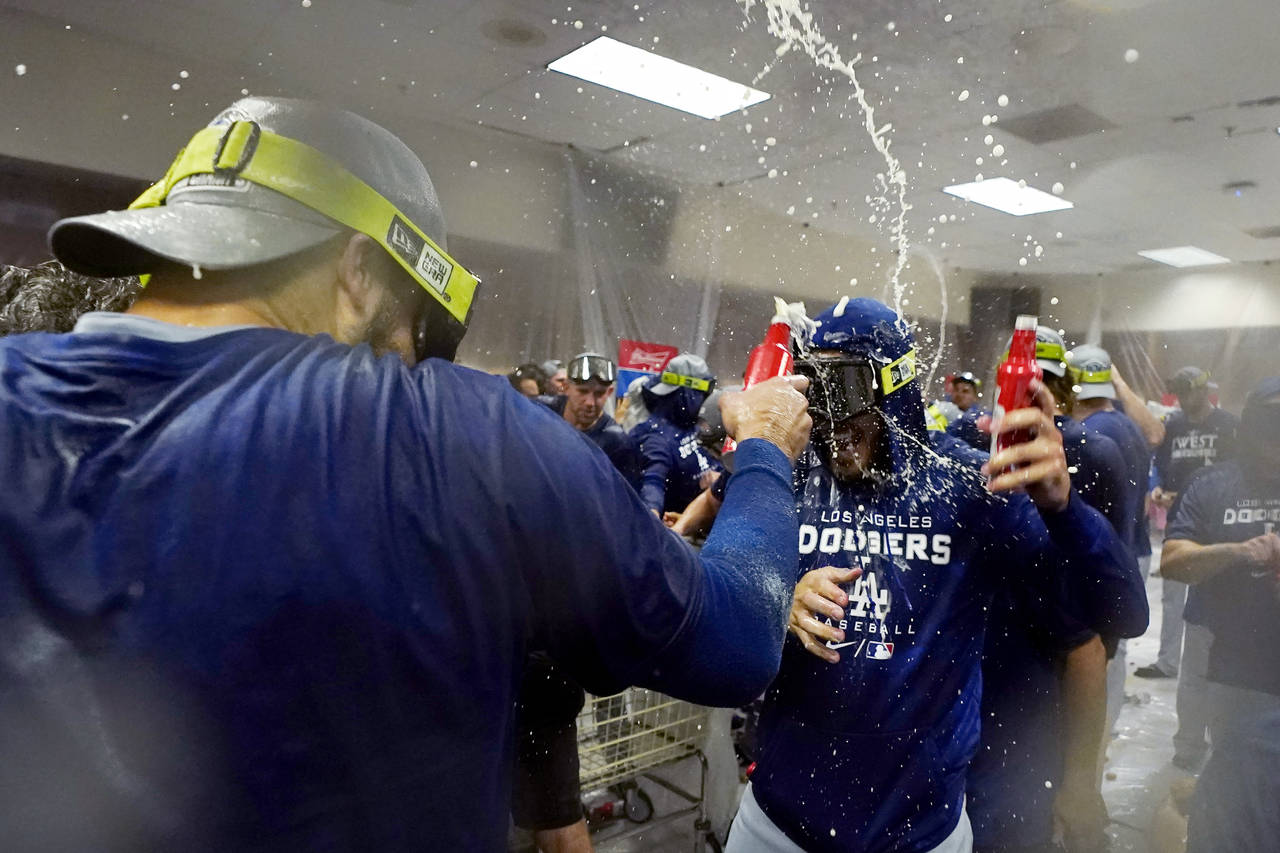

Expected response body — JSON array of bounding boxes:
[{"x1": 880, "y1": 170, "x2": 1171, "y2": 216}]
[
  {"x1": 794, "y1": 357, "x2": 878, "y2": 427},
  {"x1": 795, "y1": 349, "x2": 917, "y2": 428},
  {"x1": 567, "y1": 354, "x2": 616, "y2": 384},
  {"x1": 130, "y1": 121, "x2": 480, "y2": 330},
  {"x1": 660, "y1": 371, "x2": 714, "y2": 393}
]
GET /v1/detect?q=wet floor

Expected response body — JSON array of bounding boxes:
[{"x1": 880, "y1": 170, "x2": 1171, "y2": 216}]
[{"x1": 587, "y1": 546, "x2": 1188, "y2": 853}]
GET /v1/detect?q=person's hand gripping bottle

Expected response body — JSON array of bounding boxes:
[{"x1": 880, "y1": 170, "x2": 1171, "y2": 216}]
[
  {"x1": 991, "y1": 314, "x2": 1043, "y2": 456},
  {"x1": 723, "y1": 298, "x2": 809, "y2": 456}
]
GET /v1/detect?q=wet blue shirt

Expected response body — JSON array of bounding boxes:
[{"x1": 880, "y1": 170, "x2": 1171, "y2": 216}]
[
  {"x1": 752, "y1": 443, "x2": 1143, "y2": 853},
  {"x1": 0, "y1": 314, "x2": 798, "y2": 852}
]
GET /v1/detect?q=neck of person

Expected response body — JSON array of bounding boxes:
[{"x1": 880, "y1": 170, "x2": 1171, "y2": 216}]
[
  {"x1": 1073, "y1": 397, "x2": 1113, "y2": 419},
  {"x1": 126, "y1": 266, "x2": 323, "y2": 336}
]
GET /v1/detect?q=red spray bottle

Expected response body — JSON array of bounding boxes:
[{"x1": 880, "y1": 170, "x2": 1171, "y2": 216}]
[
  {"x1": 723, "y1": 298, "x2": 802, "y2": 455},
  {"x1": 990, "y1": 314, "x2": 1042, "y2": 456}
]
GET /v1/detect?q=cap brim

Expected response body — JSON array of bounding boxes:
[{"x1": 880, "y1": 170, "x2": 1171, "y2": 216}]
[
  {"x1": 647, "y1": 381, "x2": 678, "y2": 396},
  {"x1": 49, "y1": 205, "x2": 342, "y2": 278},
  {"x1": 1076, "y1": 382, "x2": 1116, "y2": 400},
  {"x1": 1037, "y1": 359, "x2": 1066, "y2": 377}
]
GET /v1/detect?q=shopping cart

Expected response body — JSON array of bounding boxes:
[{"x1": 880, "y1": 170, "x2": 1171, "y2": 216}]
[{"x1": 577, "y1": 688, "x2": 721, "y2": 852}]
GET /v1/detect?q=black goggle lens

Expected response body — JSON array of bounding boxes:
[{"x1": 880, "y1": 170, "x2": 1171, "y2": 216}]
[{"x1": 794, "y1": 359, "x2": 877, "y2": 429}]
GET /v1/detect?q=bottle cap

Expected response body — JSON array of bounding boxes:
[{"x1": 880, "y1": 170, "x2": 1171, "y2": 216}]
[{"x1": 1014, "y1": 314, "x2": 1038, "y2": 331}]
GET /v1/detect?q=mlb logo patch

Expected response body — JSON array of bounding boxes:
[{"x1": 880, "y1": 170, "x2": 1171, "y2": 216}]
[{"x1": 867, "y1": 641, "x2": 894, "y2": 660}]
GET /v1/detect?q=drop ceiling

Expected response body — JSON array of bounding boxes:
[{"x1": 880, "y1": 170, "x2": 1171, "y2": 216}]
[{"x1": 2, "y1": 0, "x2": 1280, "y2": 276}]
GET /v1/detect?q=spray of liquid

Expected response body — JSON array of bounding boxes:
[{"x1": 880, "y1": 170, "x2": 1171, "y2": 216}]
[{"x1": 738, "y1": 0, "x2": 912, "y2": 314}]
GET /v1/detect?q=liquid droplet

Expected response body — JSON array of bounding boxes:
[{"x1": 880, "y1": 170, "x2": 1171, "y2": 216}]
[
  {"x1": 958, "y1": 90, "x2": 970, "y2": 102},
  {"x1": 997, "y1": 94, "x2": 1009, "y2": 107},
  {"x1": 991, "y1": 144, "x2": 1005, "y2": 156},
  {"x1": 1051, "y1": 182, "x2": 1065, "y2": 195},
  {"x1": 1124, "y1": 48, "x2": 1139, "y2": 64},
  {"x1": 15, "y1": 64, "x2": 27, "y2": 76},
  {"x1": 191, "y1": 264, "x2": 203, "y2": 280}
]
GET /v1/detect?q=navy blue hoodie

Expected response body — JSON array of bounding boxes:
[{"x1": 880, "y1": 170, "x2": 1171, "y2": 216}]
[
  {"x1": 0, "y1": 314, "x2": 797, "y2": 852},
  {"x1": 751, "y1": 299, "x2": 1142, "y2": 853},
  {"x1": 633, "y1": 384, "x2": 724, "y2": 514}
]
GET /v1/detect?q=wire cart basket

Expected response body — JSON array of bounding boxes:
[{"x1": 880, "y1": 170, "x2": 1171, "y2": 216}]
[{"x1": 578, "y1": 688, "x2": 721, "y2": 852}]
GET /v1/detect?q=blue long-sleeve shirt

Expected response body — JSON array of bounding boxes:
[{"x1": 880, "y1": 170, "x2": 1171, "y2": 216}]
[{"x1": 0, "y1": 314, "x2": 797, "y2": 852}]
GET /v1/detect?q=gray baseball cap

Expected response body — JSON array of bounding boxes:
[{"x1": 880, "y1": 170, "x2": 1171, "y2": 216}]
[
  {"x1": 49, "y1": 96, "x2": 448, "y2": 278},
  {"x1": 1067, "y1": 344, "x2": 1116, "y2": 401},
  {"x1": 1003, "y1": 325, "x2": 1068, "y2": 377},
  {"x1": 649, "y1": 353, "x2": 715, "y2": 396}
]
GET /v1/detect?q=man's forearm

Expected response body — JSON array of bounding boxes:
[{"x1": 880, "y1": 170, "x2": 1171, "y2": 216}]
[
  {"x1": 1161, "y1": 538, "x2": 1245, "y2": 584},
  {"x1": 1115, "y1": 375, "x2": 1165, "y2": 447},
  {"x1": 1061, "y1": 635, "x2": 1107, "y2": 792}
]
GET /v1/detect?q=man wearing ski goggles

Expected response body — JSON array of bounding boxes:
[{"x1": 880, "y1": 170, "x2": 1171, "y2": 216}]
[
  {"x1": 562, "y1": 352, "x2": 618, "y2": 433},
  {"x1": 791, "y1": 351, "x2": 907, "y2": 482}
]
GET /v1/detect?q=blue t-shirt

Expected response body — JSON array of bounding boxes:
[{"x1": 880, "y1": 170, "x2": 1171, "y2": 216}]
[
  {"x1": 1166, "y1": 461, "x2": 1280, "y2": 698},
  {"x1": 1083, "y1": 408, "x2": 1153, "y2": 557},
  {"x1": 1154, "y1": 407, "x2": 1238, "y2": 494},
  {"x1": 752, "y1": 442, "x2": 1143, "y2": 853},
  {"x1": 1058, "y1": 414, "x2": 1132, "y2": 550},
  {"x1": 0, "y1": 314, "x2": 799, "y2": 852}
]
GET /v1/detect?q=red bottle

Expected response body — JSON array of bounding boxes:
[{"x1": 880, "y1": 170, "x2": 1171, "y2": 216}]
[
  {"x1": 723, "y1": 298, "x2": 798, "y2": 455},
  {"x1": 991, "y1": 314, "x2": 1042, "y2": 456}
]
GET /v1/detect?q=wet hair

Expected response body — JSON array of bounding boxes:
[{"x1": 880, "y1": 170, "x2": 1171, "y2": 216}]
[
  {"x1": 508, "y1": 362, "x2": 547, "y2": 393},
  {"x1": 0, "y1": 261, "x2": 141, "y2": 335},
  {"x1": 1044, "y1": 370, "x2": 1077, "y2": 414}
]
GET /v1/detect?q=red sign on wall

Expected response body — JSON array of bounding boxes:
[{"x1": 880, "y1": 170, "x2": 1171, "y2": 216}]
[{"x1": 617, "y1": 339, "x2": 679, "y2": 373}]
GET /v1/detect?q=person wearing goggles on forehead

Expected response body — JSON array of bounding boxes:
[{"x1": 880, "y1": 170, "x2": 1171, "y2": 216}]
[
  {"x1": 634, "y1": 353, "x2": 726, "y2": 516},
  {"x1": 0, "y1": 97, "x2": 816, "y2": 852},
  {"x1": 728, "y1": 297, "x2": 1142, "y2": 853},
  {"x1": 539, "y1": 352, "x2": 641, "y2": 488}
]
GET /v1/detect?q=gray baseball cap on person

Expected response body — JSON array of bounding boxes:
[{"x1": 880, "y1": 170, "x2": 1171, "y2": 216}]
[
  {"x1": 1169, "y1": 366, "x2": 1211, "y2": 395},
  {"x1": 1067, "y1": 344, "x2": 1116, "y2": 401},
  {"x1": 649, "y1": 353, "x2": 715, "y2": 396},
  {"x1": 1002, "y1": 325, "x2": 1068, "y2": 377},
  {"x1": 48, "y1": 96, "x2": 449, "y2": 278}
]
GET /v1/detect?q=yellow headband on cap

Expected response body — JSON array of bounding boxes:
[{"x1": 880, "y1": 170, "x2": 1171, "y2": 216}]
[
  {"x1": 660, "y1": 372, "x2": 712, "y2": 392},
  {"x1": 1073, "y1": 367, "x2": 1112, "y2": 384},
  {"x1": 130, "y1": 121, "x2": 479, "y2": 327}
]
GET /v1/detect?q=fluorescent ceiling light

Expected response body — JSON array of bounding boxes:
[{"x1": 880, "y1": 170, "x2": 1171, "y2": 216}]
[
  {"x1": 943, "y1": 177, "x2": 1074, "y2": 216},
  {"x1": 548, "y1": 36, "x2": 770, "y2": 120},
  {"x1": 1137, "y1": 246, "x2": 1232, "y2": 267}
]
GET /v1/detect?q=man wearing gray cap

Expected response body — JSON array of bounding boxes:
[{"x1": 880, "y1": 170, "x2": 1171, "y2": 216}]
[
  {"x1": 0, "y1": 97, "x2": 812, "y2": 851},
  {"x1": 1068, "y1": 344, "x2": 1164, "y2": 762},
  {"x1": 634, "y1": 353, "x2": 724, "y2": 516},
  {"x1": 1144, "y1": 366, "x2": 1239, "y2": 772}
]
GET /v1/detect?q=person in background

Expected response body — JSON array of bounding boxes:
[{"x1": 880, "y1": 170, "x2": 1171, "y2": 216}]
[
  {"x1": 728, "y1": 298, "x2": 1143, "y2": 853},
  {"x1": 968, "y1": 328, "x2": 1138, "y2": 853},
  {"x1": 1161, "y1": 377, "x2": 1280, "y2": 853},
  {"x1": 946, "y1": 370, "x2": 994, "y2": 451},
  {"x1": 615, "y1": 373, "x2": 651, "y2": 432},
  {"x1": 542, "y1": 359, "x2": 569, "y2": 396},
  {"x1": 0, "y1": 260, "x2": 140, "y2": 335},
  {"x1": 1067, "y1": 345, "x2": 1162, "y2": 756},
  {"x1": 541, "y1": 352, "x2": 641, "y2": 488},
  {"x1": 509, "y1": 362, "x2": 547, "y2": 398},
  {"x1": 0, "y1": 96, "x2": 814, "y2": 852},
  {"x1": 633, "y1": 353, "x2": 724, "y2": 516},
  {"x1": 1141, "y1": 366, "x2": 1238, "y2": 774}
]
